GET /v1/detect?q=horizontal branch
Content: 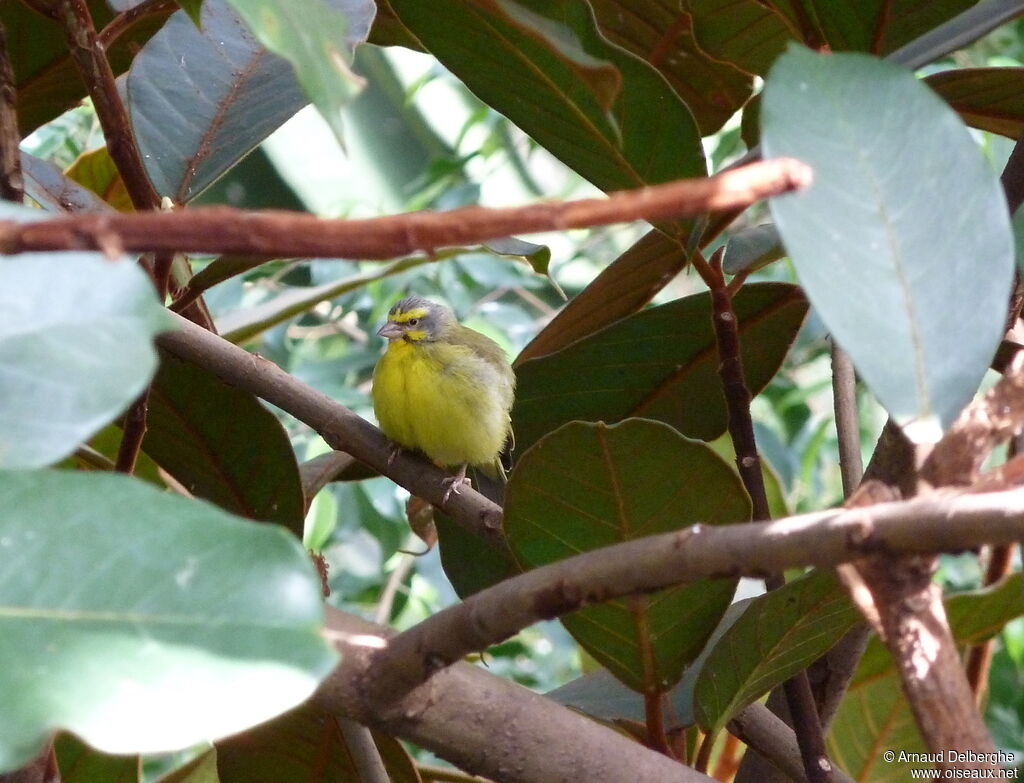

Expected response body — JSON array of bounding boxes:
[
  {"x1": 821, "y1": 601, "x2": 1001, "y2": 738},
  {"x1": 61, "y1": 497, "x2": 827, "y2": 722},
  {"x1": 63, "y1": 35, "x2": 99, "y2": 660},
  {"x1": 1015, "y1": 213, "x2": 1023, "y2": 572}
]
[
  {"x1": 156, "y1": 313, "x2": 505, "y2": 540},
  {"x1": 317, "y1": 608, "x2": 716, "y2": 783},
  {"x1": 368, "y1": 488, "x2": 1024, "y2": 702},
  {"x1": 0, "y1": 158, "x2": 812, "y2": 258}
]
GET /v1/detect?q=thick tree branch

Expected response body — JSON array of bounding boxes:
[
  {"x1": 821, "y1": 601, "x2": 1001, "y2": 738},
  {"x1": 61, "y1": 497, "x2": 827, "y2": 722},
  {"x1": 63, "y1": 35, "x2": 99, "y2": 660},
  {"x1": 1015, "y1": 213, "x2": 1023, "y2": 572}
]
[
  {"x1": 366, "y1": 488, "x2": 1024, "y2": 703},
  {"x1": 317, "y1": 608, "x2": 717, "y2": 783},
  {"x1": 0, "y1": 159, "x2": 812, "y2": 257},
  {"x1": 156, "y1": 313, "x2": 505, "y2": 539}
]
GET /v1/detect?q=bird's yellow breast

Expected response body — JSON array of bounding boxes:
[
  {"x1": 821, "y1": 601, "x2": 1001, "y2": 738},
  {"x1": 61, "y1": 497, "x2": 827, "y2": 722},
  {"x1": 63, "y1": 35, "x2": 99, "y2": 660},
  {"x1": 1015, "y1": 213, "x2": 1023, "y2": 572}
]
[{"x1": 372, "y1": 337, "x2": 512, "y2": 469}]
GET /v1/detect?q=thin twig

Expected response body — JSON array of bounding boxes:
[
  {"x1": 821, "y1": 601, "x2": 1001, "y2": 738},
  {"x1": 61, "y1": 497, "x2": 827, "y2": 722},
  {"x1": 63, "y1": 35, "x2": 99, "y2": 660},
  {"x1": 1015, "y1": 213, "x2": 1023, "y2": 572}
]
[
  {"x1": 374, "y1": 550, "x2": 416, "y2": 625},
  {"x1": 0, "y1": 23, "x2": 23, "y2": 203},
  {"x1": 831, "y1": 341, "x2": 863, "y2": 497},
  {"x1": 729, "y1": 702, "x2": 858, "y2": 783},
  {"x1": 115, "y1": 390, "x2": 149, "y2": 474},
  {"x1": 96, "y1": 0, "x2": 177, "y2": 49},
  {"x1": 48, "y1": 0, "x2": 160, "y2": 211},
  {"x1": 0, "y1": 159, "x2": 813, "y2": 258},
  {"x1": 336, "y1": 719, "x2": 391, "y2": 783},
  {"x1": 702, "y1": 249, "x2": 832, "y2": 783}
]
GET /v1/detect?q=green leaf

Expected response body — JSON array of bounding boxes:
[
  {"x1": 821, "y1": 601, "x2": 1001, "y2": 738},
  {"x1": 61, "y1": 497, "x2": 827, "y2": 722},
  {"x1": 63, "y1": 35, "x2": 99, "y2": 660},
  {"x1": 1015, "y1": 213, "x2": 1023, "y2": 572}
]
[
  {"x1": 693, "y1": 569, "x2": 860, "y2": 733},
  {"x1": 516, "y1": 230, "x2": 687, "y2": 365},
  {"x1": 55, "y1": 732, "x2": 139, "y2": 783},
  {"x1": 587, "y1": 0, "x2": 753, "y2": 135},
  {"x1": 20, "y1": 152, "x2": 114, "y2": 215},
  {"x1": 126, "y1": 0, "x2": 374, "y2": 201},
  {"x1": 143, "y1": 351, "x2": 305, "y2": 536},
  {"x1": 154, "y1": 749, "x2": 218, "y2": 783},
  {"x1": 513, "y1": 282, "x2": 808, "y2": 458},
  {"x1": 926, "y1": 67, "x2": 1024, "y2": 141},
  {"x1": 390, "y1": 0, "x2": 706, "y2": 203},
  {"x1": 828, "y1": 574, "x2": 1024, "y2": 780},
  {"x1": 682, "y1": 0, "x2": 794, "y2": 76},
  {"x1": 721, "y1": 224, "x2": 785, "y2": 276},
  {"x1": 0, "y1": 235, "x2": 175, "y2": 469},
  {"x1": 2, "y1": 0, "x2": 172, "y2": 135},
  {"x1": 64, "y1": 147, "x2": 133, "y2": 212},
  {"x1": 0, "y1": 470, "x2": 337, "y2": 773},
  {"x1": 806, "y1": 0, "x2": 975, "y2": 54},
  {"x1": 504, "y1": 420, "x2": 751, "y2": 692},
  {"x1": 224, "y1": 0, "x2": 370, "y2": 149},
  {"x1": 762, "y1": 47, "x2": 1013, "y2": 440},
  {"x1": 216, "y1": 702, "x2": 420, "y2": 783},
  {"x1": 177, "y1": 0, "x2": 204, "y2": 26}
]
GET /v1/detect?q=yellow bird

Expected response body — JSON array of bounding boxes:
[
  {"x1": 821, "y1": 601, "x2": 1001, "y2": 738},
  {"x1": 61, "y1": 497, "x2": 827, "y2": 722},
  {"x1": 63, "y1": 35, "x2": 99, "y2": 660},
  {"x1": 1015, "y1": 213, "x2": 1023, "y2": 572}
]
[{"x1": 372, "y1": 296, "x2": 516, "y2": 501}]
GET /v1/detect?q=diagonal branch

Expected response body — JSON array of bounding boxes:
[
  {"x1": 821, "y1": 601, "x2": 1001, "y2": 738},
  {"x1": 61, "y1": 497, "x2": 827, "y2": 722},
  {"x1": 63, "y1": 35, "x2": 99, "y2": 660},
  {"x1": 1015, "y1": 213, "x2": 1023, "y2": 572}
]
[
  {"x1": 157, "y1": 313, "x2": 505, "y2": 540},
  {"x1": 0, "y1": 158, "x2": 812, "y2": 258}
]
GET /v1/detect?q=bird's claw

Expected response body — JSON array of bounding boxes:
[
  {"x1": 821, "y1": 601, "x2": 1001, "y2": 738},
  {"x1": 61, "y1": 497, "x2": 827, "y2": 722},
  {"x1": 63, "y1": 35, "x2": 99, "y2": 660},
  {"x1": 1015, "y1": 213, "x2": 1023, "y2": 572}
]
[{"x1": 441, "y1": 474, "x2": 471, "y2": 503}]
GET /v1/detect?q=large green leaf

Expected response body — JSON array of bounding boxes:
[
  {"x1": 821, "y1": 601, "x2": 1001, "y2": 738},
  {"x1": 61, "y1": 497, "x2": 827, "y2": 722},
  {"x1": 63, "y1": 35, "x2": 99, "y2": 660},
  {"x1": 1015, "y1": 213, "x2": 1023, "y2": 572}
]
[
  {"x1": 587, "y1": 0, "x2": 752, "y2": 135},
  {"x1": 389, "y1": 0, "x2": 706, "y2": 203},
  {"x1": 143, "y1": 351, "x2": 305, "y2": 536},
  {"x1": 693, "y1": 569, "x2": 860, "y2": 733},
  {"x1": 224, "y1": 0, "x2": 369, "y2": 148},
  {"x1": 806, "y1": 0, "x2": 975, "y2": 54},
  {"x1": 763, "y1": 47, "x2": 1013, "y2": 440},
  {"x1": 926, "y1": 67, "x2": 1024, "y2": 141},
  {"x1": 0, "y1": 229, "x2": 174, "y2": 469},
  {"x1": 125, "y1": 0, "x2": 374, "y2": 201},
  {"x1": 216, "y1": 702, "x2": 420, "y2": 783},
  {"x1": 827, "y1": 574, "x2": 1024, "y2": 781},
  {"x1": 513, "y1": 282, "x2": 807, "y2": 458},
  {"x1": 504, "y1": 420, "x2": 751, "y2": 692},
  {"x1": 0, "y1": 470, "x2": 337, "y2": 773}
]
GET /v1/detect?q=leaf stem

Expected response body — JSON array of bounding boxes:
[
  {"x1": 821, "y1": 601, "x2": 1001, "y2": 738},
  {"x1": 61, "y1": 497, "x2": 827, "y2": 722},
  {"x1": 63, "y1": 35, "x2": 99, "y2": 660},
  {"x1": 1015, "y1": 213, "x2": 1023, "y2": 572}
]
[{"x1": 0, "y1": 23, "x2": 23, "y2": 203}]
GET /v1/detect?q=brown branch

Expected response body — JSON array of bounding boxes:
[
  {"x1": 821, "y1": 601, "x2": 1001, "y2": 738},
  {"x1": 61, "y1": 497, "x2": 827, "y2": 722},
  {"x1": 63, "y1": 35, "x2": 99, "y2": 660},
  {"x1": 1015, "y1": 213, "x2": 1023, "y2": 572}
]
[
  {"x1": 965, "y1": 541, "x2": 1015, "y2": 706},
  {"x1": 858, "y1": 554, "x2": 997, "y2": 769},
  {"x1": 317, "y1": 609, "x2": 717, "y2": 783},
  {"x1": 47, "y1": 0, "x2": 160, "y2": 211},
  {"x1": 156, "y1": 312, "x2": 505, "y2": 539},
  {"x1": 831, "y1": 341, "x2": 863, "y2": 497},
  {"x1": 702, "y1": 250, "x2": 832, "y2": 783},
  {"x1": 0, "y1": 159, "x2": 813, "y2": 258},
  {"x1": 96, "y1": 0, "x2": 177, "y2": 49},
  {"x1": 921, "y1": 352, "x2": 1024, "y2": 486},
  {"x1": 729, "y1": 703, "x2": 857, "y2": 783},
  {"x1": 0, "y1": 23, "x2": 23, "y2": 203},
  {"x1": 115, "y1": 390, "x2": 149, "y2": 473},
  {"x1": 364, "y1": 487, "x2": 1024, "y2": 704}
]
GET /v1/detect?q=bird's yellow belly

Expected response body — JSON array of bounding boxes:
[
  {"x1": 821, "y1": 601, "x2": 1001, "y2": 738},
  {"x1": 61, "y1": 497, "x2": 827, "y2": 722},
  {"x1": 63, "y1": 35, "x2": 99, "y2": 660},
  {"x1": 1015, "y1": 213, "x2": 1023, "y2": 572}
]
[{"x1": 372, "y1": 340, "x2": 510, "y2": 468}]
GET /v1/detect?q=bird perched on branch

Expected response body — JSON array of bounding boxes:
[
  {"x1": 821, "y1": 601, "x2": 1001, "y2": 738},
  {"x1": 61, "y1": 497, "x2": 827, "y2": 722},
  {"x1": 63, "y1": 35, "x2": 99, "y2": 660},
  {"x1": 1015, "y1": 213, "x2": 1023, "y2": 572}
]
[{"x1": 372, "y1": 296, "x2": 516, "y2": 501}]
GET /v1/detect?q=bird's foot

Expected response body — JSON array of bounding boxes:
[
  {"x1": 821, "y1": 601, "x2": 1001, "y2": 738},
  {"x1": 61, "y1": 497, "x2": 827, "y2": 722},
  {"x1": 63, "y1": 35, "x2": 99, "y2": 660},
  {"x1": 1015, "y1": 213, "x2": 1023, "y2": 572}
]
[
  {"x1": 441, "y1": 465, "x2": 471, "y2": 503},
  {"x1": 386, "y1": 443, "x2": 402, "y2": 466}
]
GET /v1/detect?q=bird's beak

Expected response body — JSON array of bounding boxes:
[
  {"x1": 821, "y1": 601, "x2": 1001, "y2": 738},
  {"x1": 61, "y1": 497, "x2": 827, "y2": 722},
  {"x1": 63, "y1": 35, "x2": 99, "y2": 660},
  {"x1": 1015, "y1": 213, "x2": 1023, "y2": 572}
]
[{"x1": 377, "y1": 322, "x2": 404, "y2": 340}]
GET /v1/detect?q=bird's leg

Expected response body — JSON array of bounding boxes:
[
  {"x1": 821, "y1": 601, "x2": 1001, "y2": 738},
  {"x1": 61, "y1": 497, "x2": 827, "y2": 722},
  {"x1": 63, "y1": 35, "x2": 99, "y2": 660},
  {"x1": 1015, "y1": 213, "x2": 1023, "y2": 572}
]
[
  {"x1": 386, "y1": 442, "x2": 403, "y2": 466},
  {"x1": 441, "y1": 464, "x2": 471, "y2": 503}
]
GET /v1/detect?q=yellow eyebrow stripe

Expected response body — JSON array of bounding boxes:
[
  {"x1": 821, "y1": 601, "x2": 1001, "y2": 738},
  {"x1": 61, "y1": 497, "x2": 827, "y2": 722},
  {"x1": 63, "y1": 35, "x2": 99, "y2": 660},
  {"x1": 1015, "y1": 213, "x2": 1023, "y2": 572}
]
[{"x1": 391, "y1": 307, "x2": 429, "y2": 323}]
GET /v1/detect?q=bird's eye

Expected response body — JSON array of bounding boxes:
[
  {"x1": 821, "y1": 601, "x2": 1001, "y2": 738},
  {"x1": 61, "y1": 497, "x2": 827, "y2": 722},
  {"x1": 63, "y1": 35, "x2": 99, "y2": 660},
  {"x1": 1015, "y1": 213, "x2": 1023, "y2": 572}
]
[{"x1": 408, "y1": 318, "x2": 419, "y2": 326}]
